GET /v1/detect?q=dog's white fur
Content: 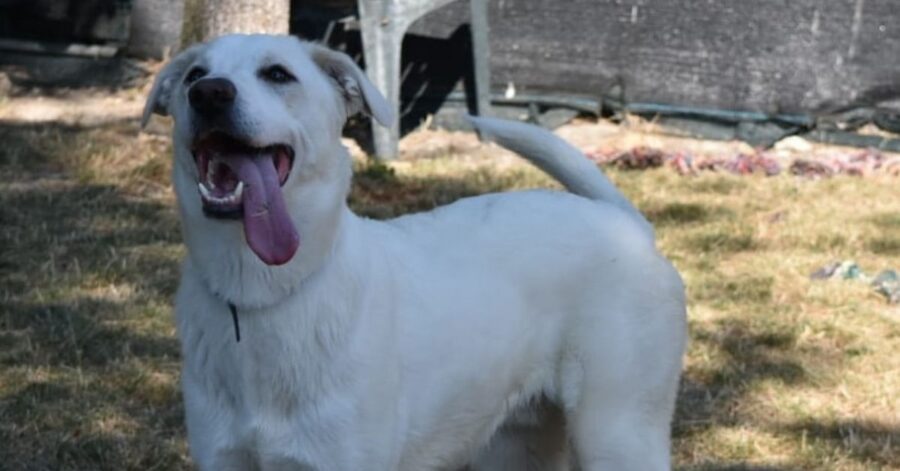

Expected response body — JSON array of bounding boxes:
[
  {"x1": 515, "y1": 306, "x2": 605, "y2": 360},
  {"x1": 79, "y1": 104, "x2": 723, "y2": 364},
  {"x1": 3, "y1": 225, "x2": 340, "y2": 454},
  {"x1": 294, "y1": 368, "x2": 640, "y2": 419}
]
[{"x1": 144, "y1": 35, "x2": 687, "y2": 471}]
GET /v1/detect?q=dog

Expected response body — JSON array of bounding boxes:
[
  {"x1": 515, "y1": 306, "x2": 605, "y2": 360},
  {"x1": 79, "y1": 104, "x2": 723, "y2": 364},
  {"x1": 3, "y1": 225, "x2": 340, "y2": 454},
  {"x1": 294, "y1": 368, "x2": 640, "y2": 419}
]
[{"x1": 142, "y1": 34, "x2": 687, "y2": 471}]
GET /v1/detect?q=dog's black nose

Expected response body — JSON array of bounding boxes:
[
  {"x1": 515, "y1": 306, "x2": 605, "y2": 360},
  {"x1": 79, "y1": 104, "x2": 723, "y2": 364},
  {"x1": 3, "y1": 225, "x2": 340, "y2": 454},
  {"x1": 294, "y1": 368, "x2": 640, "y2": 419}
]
[{"x1": 189, "y1": 78, "x2": 237, "y2": 116}]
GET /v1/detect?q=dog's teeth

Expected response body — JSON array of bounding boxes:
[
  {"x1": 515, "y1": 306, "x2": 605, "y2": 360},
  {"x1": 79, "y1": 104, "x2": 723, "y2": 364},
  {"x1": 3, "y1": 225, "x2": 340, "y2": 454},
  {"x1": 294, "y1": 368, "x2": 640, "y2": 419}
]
[
  {"x1": 198, "y1": 180, "x2": 243, "y2": 204},
  {"x1": 198, "y1": 182, "x2": 212, "y2": 199},
  {"x1": 206, "y1": 164, "x2": 216, "y2": 189},
  {"x1": 220, "y1": 181, "x2": 243, "y2": 204}
]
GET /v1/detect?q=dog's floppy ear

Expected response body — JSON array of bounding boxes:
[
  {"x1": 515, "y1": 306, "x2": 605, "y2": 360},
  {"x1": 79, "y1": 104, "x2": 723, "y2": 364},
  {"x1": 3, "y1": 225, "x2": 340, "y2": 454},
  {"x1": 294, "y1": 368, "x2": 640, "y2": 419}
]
[
  {"x1": 141, "y1": 44, "x2": 204, "y2": 128},
  {"x1": 308, "y1": 43, "x2": 393, "y2": 127}
]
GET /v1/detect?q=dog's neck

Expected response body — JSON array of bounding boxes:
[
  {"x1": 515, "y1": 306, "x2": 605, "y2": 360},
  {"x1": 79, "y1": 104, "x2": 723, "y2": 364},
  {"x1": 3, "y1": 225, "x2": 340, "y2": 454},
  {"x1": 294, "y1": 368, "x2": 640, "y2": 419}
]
[{"x1": 173, "y1": 142, "x2": 357, "y2": 310}]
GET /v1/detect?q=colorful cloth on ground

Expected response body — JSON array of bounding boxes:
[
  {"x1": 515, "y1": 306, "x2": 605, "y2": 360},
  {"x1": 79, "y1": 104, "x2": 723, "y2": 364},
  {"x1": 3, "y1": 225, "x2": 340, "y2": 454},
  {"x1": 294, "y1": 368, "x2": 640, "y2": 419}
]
[
  {"x1": 809, "y1": 260, "x2": 900, "y2": 304},
  {"x1": 586, "y1": 147, "x2": 900, "y2": 178}
]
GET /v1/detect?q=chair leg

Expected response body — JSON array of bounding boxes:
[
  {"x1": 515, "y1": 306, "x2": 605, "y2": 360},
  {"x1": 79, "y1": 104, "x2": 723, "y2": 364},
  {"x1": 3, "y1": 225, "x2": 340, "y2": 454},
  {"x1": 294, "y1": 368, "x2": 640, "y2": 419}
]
[
  {"x1": 359, "y1": 10, "x2": 405, "y2": 159},
  {"x1": 358, "y1": 0, "x2": 490, "y2": 156},
  {"x1": 469, "y1": 0, "x2": 492, "y2": 122}
]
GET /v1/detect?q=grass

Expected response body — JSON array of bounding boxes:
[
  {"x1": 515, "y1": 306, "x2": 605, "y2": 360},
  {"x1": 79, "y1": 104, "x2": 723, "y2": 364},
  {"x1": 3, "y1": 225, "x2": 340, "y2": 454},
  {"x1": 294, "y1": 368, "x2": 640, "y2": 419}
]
[{"x1": 1, "y1": 118, "x2": 898, "y2": 470}]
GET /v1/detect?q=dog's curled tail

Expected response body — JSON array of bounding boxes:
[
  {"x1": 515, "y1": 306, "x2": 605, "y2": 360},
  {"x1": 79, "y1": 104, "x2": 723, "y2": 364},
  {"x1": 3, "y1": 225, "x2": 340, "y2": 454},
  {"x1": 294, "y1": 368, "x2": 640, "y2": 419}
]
[{"x1": 467, "y1": 115, "x2": 654, "y2": 238}]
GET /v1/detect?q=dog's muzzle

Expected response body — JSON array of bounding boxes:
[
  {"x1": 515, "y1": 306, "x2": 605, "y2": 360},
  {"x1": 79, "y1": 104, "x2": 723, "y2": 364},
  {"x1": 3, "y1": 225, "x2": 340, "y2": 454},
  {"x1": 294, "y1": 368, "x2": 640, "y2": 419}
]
[{"x1": 187, "y1": 79, "x2": 300, "y2": 266}]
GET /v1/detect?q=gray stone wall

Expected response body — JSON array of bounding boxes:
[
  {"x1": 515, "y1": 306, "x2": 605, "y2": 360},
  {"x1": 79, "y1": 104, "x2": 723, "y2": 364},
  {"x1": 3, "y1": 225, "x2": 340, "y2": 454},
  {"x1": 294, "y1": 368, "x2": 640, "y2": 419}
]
[{"x1": 411, "y1": 0, "x2": 900, "y2": 115}]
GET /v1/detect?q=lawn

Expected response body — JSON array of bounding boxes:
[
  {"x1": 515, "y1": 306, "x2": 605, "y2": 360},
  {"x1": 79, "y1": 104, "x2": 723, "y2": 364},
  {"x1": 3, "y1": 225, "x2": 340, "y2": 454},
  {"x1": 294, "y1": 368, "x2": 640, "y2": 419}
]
[{"x1": 0, "y1": 115, "x2": 897, "y2": 470}]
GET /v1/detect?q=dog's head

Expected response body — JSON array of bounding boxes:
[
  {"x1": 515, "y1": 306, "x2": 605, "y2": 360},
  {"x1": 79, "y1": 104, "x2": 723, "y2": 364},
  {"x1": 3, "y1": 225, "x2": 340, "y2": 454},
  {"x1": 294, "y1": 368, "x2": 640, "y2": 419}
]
[{"x1": 144, "y1": 35, "x2": 391, "y2": 304}]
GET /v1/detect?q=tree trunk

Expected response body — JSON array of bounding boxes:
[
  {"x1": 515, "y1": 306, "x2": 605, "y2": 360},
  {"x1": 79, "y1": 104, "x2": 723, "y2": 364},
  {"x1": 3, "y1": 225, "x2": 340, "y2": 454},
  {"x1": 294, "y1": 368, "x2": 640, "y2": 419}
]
[{"x1": 181, "y1": 0, "x2": 290, "y2": 46}]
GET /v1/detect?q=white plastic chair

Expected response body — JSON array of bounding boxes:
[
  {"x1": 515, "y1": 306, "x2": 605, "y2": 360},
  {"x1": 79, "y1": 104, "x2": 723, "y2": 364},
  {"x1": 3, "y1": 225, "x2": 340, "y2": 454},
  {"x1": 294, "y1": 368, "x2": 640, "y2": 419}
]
[{"x1": 357, "y1": 0, "x2": 491, "y2": 158}]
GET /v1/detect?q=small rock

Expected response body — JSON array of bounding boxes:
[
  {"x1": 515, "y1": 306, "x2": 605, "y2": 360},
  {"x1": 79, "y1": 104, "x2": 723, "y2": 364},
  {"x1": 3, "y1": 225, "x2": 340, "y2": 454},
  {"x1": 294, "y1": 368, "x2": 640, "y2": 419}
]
[{"x1": 774, "y1": 135, "x2": 814, "y2": 153}]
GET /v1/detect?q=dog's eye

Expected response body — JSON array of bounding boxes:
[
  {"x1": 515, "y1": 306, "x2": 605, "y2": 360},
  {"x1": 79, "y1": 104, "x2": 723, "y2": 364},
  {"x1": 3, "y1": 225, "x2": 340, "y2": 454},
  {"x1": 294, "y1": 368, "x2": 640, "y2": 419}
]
[
  {"x1": 184, "y1": 67, "x2": 208, "y2": 85},
  {"x1": 260, "y1": 64, "x2": 296, "y2": 84}
]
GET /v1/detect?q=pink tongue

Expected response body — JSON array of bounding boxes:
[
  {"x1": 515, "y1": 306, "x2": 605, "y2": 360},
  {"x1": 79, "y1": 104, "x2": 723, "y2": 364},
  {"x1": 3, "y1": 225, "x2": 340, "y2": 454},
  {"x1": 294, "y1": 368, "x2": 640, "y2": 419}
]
[{"x1": 225, "y1": 155, "x2": 299, "y2": 265}]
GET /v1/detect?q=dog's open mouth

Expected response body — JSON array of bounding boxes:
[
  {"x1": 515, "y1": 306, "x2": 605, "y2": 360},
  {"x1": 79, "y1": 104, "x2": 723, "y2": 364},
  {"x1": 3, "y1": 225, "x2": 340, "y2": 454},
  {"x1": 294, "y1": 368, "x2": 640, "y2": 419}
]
[
  {"x1": 193, "y1": 133, "x2": 294, "y2": 215},
  {"x1": 191, "y1": 132, "x2": 300, "y2": 266}
]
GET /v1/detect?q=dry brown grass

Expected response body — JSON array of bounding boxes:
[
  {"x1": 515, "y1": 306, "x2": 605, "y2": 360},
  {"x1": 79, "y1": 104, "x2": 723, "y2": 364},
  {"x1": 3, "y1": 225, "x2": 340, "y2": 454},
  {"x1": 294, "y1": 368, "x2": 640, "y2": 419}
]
[{"x1": 0, "y1": 116, "x2": 897, "y2": 470}]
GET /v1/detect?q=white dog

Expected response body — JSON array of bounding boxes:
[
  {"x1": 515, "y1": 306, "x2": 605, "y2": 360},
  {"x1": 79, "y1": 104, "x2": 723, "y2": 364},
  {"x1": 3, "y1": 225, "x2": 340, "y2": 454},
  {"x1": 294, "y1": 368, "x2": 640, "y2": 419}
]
[{"x1": 143, "y1": 34, "x2": 686, "y2": 471}]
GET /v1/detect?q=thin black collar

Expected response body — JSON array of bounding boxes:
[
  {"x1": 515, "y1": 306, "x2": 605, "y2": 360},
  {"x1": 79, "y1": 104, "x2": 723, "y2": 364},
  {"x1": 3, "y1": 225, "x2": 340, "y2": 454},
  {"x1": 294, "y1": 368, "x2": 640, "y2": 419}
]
[{"x1": 228, "y1": 302, "x2": 241, "y2": 342}]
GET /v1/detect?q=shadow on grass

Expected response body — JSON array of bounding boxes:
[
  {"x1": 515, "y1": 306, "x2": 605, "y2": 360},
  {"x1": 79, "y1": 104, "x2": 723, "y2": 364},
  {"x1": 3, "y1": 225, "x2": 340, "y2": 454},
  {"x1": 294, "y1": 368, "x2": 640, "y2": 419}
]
[
  {"x1": 673, "y1": 313, "x2": 897, "y2": 469},
  {"x1": 1, "y1": 120, "x2": 187, "y2": 469},
  {"x1": 779, "y1": 419, "x2": 899, "y2": 468},
  {"x1": 866, "y1": 213, "x2": 900, "y2": 254},
  {"x1": 676, "y1": 318, "x2": 805, "y2": 435},
  {"x1": 682, "y1": 230, "x2": 759, "y2": 254},
  {"x1": 2, "y1": 298, "x2": 179, "y2": 367},
  {"x1": 867, "y1": 236, "x2": 900, "y2": 256},
  {"x1": 2, "y1": 371, "x2": 187, "y2": 471},
  {"x1": 0, "y1": 120, "x2": 141, "y2": 172},
  {"x1": 349, "y1": 160, "x2": 529, "y2": 219},
  {"x1": 645, "y1": 202, "x2": 735, "y2": 227},
  {"x1": 684, "y1": 177, "x2": 748, "y2": 196},
  {"x1": 691, "y1": 275, "x2": 774, "y2": 306},
  {"x1": 0, "y1": 181, "x2": 181, "y2": 299},
  {"x1": 673, "y1": 318, "x2": 811, "y2": 470},
  {"x1": 868, "y1": 211, "x2": 900, "y2": 230}
]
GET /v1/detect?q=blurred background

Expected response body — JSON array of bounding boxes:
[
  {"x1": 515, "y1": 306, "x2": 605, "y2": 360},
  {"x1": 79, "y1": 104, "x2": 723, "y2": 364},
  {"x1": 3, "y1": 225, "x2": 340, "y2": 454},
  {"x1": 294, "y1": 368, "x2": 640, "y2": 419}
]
[{"x1": 0, "y1": 1, "x2": 898, "y2": 469}]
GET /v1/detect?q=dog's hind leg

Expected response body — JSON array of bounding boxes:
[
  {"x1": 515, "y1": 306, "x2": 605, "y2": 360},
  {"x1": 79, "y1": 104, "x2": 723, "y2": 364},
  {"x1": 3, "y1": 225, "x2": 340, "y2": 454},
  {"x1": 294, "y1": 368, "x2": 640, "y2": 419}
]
[
  {"x1": 567, "y1": 396, "x2": 674, "y2": 471},
  {"x1": 466, "y1": 401, "x2": 570, "y2": 471},
  {"x1": 562, "y1": 312, "x2": 683, "y2": 470}
]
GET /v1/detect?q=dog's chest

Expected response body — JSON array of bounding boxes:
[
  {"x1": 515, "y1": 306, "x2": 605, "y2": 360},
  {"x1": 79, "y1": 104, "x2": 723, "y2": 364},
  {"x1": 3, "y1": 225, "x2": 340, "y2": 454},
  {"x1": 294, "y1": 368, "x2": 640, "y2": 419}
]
[
  {"x1": 224, "y1": 393, "x2": 357, "y2": 470},
  {"x1": 194, "y1": 339, "x2": 349, "y2": 468},
  {"x1": 200, "y1": 307, "x2": 355, "y2": 412},
  {"x1": 180, "y1": 291, "x2": 384, "y2": 469}
]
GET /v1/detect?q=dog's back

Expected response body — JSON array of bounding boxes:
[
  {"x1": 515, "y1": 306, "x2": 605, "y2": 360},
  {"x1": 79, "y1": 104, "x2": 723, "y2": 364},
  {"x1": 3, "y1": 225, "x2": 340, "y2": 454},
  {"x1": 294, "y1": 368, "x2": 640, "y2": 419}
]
[{"x1": 467, "y1": 116, "x2": 654, "y2": 239}]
